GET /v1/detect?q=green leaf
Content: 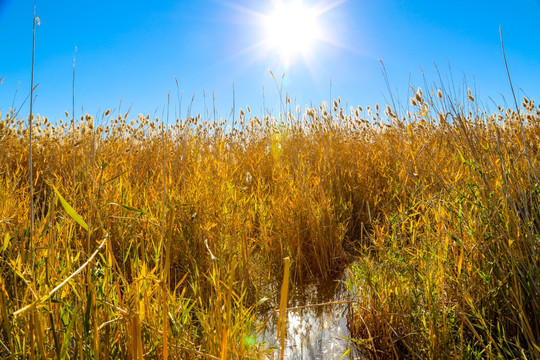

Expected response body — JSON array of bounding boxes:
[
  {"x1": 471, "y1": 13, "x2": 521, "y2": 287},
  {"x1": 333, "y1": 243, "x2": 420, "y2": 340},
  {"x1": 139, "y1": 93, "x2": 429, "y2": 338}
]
[
  {"x1": 104, "y1": 170, "x2": 126, "y2": 184},
  {"x1": 107, "y1": 202, "x2": 146, "y2": 215},
  {"x1": 52, "y1": 185, "x2": 89, "y2": 231},
  {"x1": 1, "y1": 233, "x2": 10, "y2": 251},
  {"x1": 340, "y1": 348, "x2": 351, "y2": 359},
  {"x1": 60, "y1": 313, "x2": 75, "y2": 359}
]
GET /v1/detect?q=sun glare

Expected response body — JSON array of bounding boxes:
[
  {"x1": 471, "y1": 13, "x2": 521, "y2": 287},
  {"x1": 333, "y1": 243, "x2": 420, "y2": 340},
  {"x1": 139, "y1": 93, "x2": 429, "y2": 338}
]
[{"x1": 264, "y1": 0, "x2": 322, "y2": 65}]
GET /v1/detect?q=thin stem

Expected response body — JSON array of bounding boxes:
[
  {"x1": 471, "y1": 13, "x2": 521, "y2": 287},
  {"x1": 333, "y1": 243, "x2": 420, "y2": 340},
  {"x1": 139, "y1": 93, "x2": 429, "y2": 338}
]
[
  {"x1": 232, "y1": 80, "x2": 236, "y2": 124},
  {"x1": 28, "y1": 2, "x2": 37, "y2": 265},
  {"x1": 72, "y1": 46, "x2": 77, "y2": 198}
]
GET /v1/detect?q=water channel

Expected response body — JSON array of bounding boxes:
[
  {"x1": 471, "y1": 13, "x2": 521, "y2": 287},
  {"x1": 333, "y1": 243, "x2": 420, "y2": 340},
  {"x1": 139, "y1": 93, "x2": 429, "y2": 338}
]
[{"x1": 258, "y1": 268, "x2": 361, "y2": 359}]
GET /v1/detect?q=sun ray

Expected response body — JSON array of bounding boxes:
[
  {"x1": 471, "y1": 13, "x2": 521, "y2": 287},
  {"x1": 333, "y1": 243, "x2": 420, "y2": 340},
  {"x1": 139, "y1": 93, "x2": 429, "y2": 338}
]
[
  {"x1": 216, "y1": 0, "x2": 345, "y2": 79},
  {"x1": 263, "y1": 0, "x2": 323, "y2": 66}
]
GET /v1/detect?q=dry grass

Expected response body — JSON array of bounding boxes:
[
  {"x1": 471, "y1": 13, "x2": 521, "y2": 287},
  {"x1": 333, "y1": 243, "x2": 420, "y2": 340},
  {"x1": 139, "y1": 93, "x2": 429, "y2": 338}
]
[{"x1": 0, "y1": 88, "x2": 539, "y2": 358}]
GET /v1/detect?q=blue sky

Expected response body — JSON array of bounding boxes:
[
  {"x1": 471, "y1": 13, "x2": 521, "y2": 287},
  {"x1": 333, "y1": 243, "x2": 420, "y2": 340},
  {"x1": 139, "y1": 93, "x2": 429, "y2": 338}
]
[{"x1": 1, "y1": 0, "x2": 539, "y2": 123}]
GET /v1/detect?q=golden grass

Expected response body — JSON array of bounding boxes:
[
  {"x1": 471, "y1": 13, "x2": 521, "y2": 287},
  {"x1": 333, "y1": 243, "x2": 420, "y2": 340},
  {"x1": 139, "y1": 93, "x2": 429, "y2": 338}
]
[{"x1": 0, "y1": 89, "x2": 539, "y2": 358}]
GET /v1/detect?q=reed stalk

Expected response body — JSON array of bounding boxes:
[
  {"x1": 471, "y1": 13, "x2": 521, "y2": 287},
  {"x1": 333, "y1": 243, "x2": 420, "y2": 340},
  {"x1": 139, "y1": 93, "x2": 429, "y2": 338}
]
[{"x1": 278, "y1": 257, "x2": 291, "y2": 359}]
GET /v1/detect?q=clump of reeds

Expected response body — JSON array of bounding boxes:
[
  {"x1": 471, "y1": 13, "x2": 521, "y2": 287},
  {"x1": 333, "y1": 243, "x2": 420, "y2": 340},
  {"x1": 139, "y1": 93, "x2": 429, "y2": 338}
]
[{"x1": 345, "y1": 91, "x2": 540, "y2": 359}]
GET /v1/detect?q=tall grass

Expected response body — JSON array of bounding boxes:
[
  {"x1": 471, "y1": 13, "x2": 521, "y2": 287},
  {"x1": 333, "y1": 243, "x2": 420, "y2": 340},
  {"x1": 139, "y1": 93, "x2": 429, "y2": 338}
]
[
  {"x1": 346, "y1": 90, "x2": 540, "y2": 359},
  {"x1": 0, "y1": 85, "x2": 538, "y2": 358}
]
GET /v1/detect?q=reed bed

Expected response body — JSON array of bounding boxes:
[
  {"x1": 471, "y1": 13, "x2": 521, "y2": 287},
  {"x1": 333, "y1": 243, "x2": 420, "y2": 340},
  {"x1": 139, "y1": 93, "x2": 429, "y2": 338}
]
[{"x1": 0, "y1": 88, "x2": 539, "y2": 359}]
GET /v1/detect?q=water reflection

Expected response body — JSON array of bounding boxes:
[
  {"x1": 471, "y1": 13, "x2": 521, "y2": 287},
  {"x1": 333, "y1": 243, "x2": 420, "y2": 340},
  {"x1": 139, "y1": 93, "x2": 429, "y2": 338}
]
[{"x1": 259, "y1": 271, "x2": 361, "y2": 359}]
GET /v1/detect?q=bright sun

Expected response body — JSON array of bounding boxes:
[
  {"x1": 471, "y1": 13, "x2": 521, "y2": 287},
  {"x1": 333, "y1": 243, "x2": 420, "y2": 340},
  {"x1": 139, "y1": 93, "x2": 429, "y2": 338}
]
[{"x1": 264, "y1": 0, "x2": 322, "y2": 65}]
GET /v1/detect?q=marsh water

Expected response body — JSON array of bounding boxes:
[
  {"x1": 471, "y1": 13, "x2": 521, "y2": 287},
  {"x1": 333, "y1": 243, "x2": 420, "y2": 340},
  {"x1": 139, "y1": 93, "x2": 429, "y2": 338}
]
[{"x1": 259, "y1": 269, "x2": 361, "y2": 359}]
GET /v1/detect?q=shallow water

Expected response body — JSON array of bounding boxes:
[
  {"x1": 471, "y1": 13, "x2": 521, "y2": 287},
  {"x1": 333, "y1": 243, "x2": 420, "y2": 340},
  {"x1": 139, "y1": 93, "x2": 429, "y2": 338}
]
[{"x1": 259, "y1": 270, "x2": 361, "y2": 359}]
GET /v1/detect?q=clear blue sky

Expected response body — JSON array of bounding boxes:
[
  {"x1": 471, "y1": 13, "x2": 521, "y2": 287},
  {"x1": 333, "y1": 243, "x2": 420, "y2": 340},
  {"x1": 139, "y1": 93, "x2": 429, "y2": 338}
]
[{"x1": 1, "y1": 0, "x2": 539, "y2": 123}]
